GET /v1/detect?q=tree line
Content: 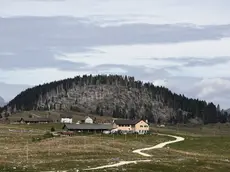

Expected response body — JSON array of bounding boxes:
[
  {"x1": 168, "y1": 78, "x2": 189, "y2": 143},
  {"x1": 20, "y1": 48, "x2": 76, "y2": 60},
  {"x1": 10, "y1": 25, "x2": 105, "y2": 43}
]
[{"x1": 1, "y1": 74, "x2": 229, "y2": 124}]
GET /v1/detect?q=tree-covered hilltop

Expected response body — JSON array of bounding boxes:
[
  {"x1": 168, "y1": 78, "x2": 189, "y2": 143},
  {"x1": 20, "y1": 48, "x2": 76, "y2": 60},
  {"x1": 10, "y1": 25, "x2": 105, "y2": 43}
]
[{"x1": 1, "y1": 75, "x2": 229, "y2": 124}]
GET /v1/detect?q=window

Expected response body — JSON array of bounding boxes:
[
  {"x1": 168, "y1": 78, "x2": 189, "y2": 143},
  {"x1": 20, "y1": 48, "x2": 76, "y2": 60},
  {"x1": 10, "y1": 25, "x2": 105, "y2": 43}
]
[
  {"x1": 140, "y1": 125, "x2": 143, "y2": 127},
  {"x1": 144, "y1": 125, "x2": 148, "y2": 128}
]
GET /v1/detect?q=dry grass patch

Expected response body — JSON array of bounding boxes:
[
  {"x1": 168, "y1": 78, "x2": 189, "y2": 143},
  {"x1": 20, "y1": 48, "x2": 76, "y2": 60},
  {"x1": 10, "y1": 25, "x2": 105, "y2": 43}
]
[{"x1": 0, "y1": 125, "x2": 169, "y2": 171}]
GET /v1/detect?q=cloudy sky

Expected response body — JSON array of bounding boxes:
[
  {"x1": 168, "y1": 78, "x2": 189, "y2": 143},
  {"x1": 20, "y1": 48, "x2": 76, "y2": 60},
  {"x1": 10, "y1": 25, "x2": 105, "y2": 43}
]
[{"x1": 0, "y1": 0, "x2": 230, "y2": 108}]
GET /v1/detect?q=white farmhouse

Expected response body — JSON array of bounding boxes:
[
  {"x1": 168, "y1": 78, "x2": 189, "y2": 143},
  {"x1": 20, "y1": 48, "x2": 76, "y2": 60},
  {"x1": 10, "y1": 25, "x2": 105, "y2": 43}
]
[
  {"x1": 84, "y1": 116, "x2": 93, "y2": 124},
  {"x1": 60, "y1": 114, "x2": 73, "y2": 123}
]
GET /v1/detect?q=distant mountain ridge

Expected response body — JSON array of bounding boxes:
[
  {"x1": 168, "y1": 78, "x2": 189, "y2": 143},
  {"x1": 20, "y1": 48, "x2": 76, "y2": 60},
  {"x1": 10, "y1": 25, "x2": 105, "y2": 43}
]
[
  {"x1": 0, "y1": 96, "x2": 5, "y2": 107},
  {"x1": 225, "y1": 108, "x2": 230, "y2": 114},
  {"x1": 2, "y1": 75, "x2": 228, "y2": 124}
]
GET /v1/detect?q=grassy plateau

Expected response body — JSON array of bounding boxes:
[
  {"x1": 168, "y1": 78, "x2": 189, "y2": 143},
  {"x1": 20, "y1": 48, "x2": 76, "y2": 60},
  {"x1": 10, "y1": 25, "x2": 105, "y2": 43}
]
[{"x1": 1, "y1": 115, "x2": 230, "y2": 171}]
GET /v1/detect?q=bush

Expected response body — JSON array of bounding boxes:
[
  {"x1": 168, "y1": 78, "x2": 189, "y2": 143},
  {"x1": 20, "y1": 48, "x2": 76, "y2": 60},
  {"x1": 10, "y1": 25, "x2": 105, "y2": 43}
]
[
  {"x1": 51, "y1": 127, "x2": 55, "y2": 132},
  {"x1": 43, "y1": 132, "x2": 54, "y2": 139},
  {"x1": 32, "y1": 132, "x2": 54, "y2": 142},
  {"x1": 32, "y1": 137, "x2": 42, "y2": 142}
]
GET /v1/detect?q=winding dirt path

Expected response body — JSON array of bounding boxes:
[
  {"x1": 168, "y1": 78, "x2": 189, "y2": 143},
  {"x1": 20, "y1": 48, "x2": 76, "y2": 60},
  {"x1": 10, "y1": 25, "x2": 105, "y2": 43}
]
[
  {"x1": 133, "y1": 134, "x2": 185, "y2": 157},
  {"x1": 84, "y1": 134, "x2": 185, "y2": 171}
]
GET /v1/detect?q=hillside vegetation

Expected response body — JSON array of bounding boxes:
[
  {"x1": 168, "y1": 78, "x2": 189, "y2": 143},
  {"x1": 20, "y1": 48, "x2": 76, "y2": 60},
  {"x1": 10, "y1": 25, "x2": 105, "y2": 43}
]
[{"x1": 1, "y1": 75, "x2": 229, "y2": 124}]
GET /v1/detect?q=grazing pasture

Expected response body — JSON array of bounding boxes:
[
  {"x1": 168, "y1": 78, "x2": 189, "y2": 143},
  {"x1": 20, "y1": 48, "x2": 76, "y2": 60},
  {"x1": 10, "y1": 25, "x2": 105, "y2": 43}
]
[{"x1": 1, "y1": 123, "x2": 230, "y2": 171}]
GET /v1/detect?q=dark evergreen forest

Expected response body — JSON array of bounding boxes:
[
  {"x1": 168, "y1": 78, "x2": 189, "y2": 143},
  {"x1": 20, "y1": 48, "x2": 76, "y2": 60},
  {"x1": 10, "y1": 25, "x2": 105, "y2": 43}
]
[{"x1": 1, "y1": 75, "x2": 229, "y2": 124}]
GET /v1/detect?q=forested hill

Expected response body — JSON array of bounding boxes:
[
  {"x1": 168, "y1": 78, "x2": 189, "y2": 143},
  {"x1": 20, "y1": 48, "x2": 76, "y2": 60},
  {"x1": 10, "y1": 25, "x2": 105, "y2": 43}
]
[{"x1": 1, "y1": 75, "x2": 229, "y2": 124}]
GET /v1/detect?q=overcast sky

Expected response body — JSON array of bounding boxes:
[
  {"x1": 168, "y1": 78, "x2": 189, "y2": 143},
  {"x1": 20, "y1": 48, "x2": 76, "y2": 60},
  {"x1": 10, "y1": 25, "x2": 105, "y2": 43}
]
[{"x1": 0, "y1": 0, "x2": 230, "y2": 109}]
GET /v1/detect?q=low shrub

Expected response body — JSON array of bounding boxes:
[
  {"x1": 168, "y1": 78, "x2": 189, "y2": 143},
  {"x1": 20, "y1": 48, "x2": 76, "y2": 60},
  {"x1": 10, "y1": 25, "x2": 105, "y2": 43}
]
[
  {"x1": 43, "y1": 132, "x2": 54, "y2": 139},
  {"x1": 32, "y1": 132, "x2": 54, "y2": 142},
  {"x1": 51, "y1": 127, "x2": 55, "y2": 132}
]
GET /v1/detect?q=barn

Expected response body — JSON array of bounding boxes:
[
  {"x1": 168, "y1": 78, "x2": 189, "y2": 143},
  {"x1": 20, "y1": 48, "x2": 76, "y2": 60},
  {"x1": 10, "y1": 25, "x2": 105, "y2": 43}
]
[
  {"x1": 63, "y1": 123, "x2": 113, "y2": 133},
  {"x1": 18, "y1": 118, "x2": 53, "y2": 124}
]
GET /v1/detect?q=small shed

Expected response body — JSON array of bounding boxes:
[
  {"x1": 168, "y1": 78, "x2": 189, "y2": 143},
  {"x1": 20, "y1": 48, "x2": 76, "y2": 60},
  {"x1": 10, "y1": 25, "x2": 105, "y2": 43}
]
[
  {"x1": 60, "y1": 114, "x2": 73, "y2": 123},
  {"x1": 84, "y1": 116, "x2": 93, "y2": 124}
]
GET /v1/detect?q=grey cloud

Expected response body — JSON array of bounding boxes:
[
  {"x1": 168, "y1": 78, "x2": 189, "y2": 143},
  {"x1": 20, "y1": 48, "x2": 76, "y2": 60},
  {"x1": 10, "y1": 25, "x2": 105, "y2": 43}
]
[
  {"x1": 186, "y1": 79, "x2": 230, "y2": 100},
  {"x1": 33, "y1": 0, "x2": 66, "y2": 2},
  {"x1": 157, "y1": 76, "x2": 230, "y2": 108},
  {"x1": 170, "y1": 76, "x2": 230, "y2": 108},
  {"x1": 151, "y1": 56, "x2": 230, "y2": 67},
  {"x1": 89, "y1": 64, "x2": 172, "y2": 80},
  {"x1": 1, "y1": 17, "x2": 230, "y2": 71},
  {"x1": 24, "y1": 0, "x2": 65, "y2": 1},
  {"x1": 184, "y1": 57, "x2": 230, "y2": 67},
  {"x1": 0, "y1": 52, "x2": 88, "y2": 71}
]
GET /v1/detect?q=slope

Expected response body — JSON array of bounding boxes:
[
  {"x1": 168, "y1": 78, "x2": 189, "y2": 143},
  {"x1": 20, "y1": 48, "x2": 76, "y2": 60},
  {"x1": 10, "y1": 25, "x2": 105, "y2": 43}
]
[{"x1": 2, "y1": 75, "x2": 217, "y2": 123}]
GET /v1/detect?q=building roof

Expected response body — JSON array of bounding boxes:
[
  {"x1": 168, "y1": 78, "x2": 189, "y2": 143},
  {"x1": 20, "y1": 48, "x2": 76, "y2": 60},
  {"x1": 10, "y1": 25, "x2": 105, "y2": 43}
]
[
  {"x1": 60, "y1": 114, "x2": 73, "y2": 118},
  {"x1": 22, "y1": 118, "x2": 53, "y2": 122},
  {"x1": 10, "y1": 118, "x2": 21, "y2": 122},
  {"x1": 63, "y1": 124, "x2": 113, "y2": 130},
  {"x1": 84, "y1": 116, "x2": 93, "y2": 120},
  {"x1": 114, "y1": 119, "x2": 142, "y2": 125}
]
